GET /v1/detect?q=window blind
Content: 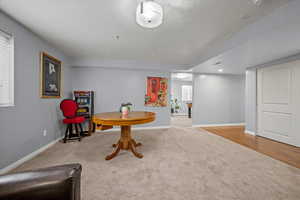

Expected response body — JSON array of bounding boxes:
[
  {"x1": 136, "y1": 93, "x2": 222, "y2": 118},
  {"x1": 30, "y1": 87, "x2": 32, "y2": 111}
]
[{"x1": 0, "y1": 30, "x2": 14, "y2": 106}]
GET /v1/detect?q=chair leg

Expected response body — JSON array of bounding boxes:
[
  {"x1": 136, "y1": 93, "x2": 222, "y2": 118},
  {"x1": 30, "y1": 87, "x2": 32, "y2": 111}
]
[
  {"x1": 92, "y1": 123, "x2": 96, "y2": 133},
  {"x1": 69, "y1": 124, "x2": 73, "y2": 137},
  {"x1": 79, "y1": 124, "x2": 84, "y2": 136},
  {"x1": 75, "y1": 124, "x2": 79, "y2": 135},
  {"x1": 75, "y1": 124, "x2": 81, "y2": 142},
  {"x1": 63, "y1": 125, "x2": 69, "y2": 143}
]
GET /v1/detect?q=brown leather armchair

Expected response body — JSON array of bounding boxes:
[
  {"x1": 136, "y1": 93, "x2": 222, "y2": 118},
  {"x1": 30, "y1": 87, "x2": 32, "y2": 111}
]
[{"x1": 0, "y1": 163, "x2": 82, "y2": 200}]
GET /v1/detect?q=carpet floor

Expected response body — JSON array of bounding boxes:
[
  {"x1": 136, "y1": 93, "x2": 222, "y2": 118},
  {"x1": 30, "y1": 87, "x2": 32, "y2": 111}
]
[
  {"x1": 171, "y1": 116, "x2": 192, "y2": 128},
  {"x1": 14, "y1": 127, "x2": 300, "y2": 200}
]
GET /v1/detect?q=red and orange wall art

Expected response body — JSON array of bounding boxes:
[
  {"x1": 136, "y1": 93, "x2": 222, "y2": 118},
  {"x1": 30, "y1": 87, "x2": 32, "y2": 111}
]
[{"x1": 145, "y1": 77, "x2": 168, "y2": 107}]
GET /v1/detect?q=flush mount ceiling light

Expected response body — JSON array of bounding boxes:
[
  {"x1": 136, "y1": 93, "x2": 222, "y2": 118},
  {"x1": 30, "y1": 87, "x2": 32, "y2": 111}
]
[
  {"x1": 136, "y1": 0, "x2": 163, "y2": 29},
  {"x1": 176, "y1": 73, "x2": 191, "y2": 79},
  {"x1": 218, "y1": 69, "x2": 224, "y2": 73}
]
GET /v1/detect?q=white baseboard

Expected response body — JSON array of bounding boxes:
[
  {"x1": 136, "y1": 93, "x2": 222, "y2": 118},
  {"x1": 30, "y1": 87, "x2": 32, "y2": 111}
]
[
  {"x1": 172, "y1": 113, "x2": 188, "y2": 116},
  {"x1": 0, "y1": 137, "x2": 63, "y2": 175},
  {"x1": 245, "y1": 130, "x2": 256, "y2": 136},
  {"x1": 97, "y1": 126, "x2": 171, "y2": 133},
  {"x1": 192, "y1": 123, "x2": 245, "y2": 128}
]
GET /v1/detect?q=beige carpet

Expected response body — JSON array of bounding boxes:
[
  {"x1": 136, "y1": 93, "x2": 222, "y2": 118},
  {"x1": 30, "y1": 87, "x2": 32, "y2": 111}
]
[
  {"x1": 171, "y1": 115, "x2": 192, "y2": 127},
  {"x1": 14, "y1": 127, "x2": 300, "y2": 200}
]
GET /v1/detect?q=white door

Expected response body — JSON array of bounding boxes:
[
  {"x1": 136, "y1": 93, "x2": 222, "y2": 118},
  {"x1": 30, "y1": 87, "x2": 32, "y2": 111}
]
[{"x1": 257, "y1": 60, "x2": 300, "y2": 147}]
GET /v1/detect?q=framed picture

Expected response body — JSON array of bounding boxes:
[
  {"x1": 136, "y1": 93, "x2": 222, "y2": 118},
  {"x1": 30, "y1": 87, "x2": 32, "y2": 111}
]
[
  {"x1": 145, "y1": 77, "x2": 168, "y2": 107},
  {"x1": 40, "y1": 52, "x2": 62, "y2": 98}
]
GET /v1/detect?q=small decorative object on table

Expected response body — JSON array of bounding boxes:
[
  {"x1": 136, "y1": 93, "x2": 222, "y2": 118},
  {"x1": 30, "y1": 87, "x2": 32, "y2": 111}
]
[{"x1": 120, "y1": 102, "x2": 132, "y2": 116}]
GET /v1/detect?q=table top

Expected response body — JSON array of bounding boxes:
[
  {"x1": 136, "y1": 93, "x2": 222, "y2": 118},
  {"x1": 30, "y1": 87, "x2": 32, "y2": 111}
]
[{"x1": 93, "y1": 111, "x2": 156, "y2": 126}]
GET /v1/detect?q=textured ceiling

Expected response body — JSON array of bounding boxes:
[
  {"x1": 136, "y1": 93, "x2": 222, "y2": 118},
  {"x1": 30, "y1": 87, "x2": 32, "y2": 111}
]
[
  {"x1": 0, "y1": 0, "x2": 291, "y2": 70},
  {"x1": 192, "y1": 0, "x2": 299, "y2": 74}
]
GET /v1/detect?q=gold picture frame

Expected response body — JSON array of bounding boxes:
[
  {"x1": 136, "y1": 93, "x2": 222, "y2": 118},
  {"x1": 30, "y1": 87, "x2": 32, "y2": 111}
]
[{"x1": 40, "y1": 52, "x2": 62, "y2": 98}]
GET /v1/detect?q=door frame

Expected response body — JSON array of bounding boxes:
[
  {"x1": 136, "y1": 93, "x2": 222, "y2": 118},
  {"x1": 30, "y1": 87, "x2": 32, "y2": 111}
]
[{"x1": 255, "y1": 60, "x2": 300, "y2": 147}]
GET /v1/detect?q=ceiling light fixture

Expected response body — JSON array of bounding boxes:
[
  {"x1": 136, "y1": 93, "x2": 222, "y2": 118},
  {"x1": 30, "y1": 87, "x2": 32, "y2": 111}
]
[
  {"x1": 136, "y1": 0, "x2": 163, "y2": 29},
  {"x1": 218, "y1": 69, "x2": 224, "y2": 73},
  {"x1": 176, "y1": 73, "x2": 190, "y2": 79}
]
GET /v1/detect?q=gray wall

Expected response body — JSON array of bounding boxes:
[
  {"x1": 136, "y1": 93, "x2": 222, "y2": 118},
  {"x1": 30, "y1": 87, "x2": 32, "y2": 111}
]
[
  {"x1": 192, "y1": 74, "x2": 245, "y2": 126},
  {"x1": 245, "y1": 69, "x2": 257, "y2": 133},
  {"x1": 171, "y1": 80, "x2": 193, "y2": 114},
  {"x1": 71, "y1": 67, "x2": 171, "y2": 127},
  {"x1": 0, "y1": 12, "x2": 72, "y2": 170}
]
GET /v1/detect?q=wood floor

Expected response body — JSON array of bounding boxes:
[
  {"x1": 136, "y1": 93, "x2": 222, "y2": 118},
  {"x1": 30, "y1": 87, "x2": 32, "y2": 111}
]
[{"x1": 202, "y1": 126, "x2": 300, "y2": 169}]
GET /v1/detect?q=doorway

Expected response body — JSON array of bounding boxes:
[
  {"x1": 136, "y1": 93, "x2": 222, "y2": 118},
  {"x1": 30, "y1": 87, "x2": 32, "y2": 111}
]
[{"x1": 170, "y1": 73, "x2": 193, "y2": 127}]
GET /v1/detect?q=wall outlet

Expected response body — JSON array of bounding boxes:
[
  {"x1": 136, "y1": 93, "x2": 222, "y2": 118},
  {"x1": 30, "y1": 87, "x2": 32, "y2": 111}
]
[{"x1": 43, "y1": 129, "x2": 47, "y2": 136}]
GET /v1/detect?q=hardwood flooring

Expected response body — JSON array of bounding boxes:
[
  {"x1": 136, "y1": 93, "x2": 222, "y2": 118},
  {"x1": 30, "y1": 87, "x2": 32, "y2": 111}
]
[{"x1": 202, "y1": 126, "x2": 300, "y2": 169}]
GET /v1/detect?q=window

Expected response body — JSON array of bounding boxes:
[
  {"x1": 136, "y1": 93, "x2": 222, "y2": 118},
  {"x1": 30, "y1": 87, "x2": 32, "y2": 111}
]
[
  {"x1": 182, "y1": 85, "x2": 192, "y2": 102},
  {"x1": 0, "y1": 30, "x2": 14, "y2": 107}
]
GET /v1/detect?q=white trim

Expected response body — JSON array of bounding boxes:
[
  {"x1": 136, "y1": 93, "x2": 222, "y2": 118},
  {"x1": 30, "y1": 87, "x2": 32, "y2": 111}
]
[
  {"x1": 0, "y1": 137, "x2": 63, "y2": 175},
  {"x1": 245, "y1": 130, "x2": 256, "y2": 136},
  {"x1": 10, "y1": 36, "x2": 14, "y2": 106},
  {"x1": 97, "y1": 126, "x2": 171, "y2": 133},
  {"x1": 0, "y1": 104, "x2": 15, "y2": 107},
  {"x1": 172, "y1": 113, "x2": 188, "y2": 116},
  {"x1": 192, "y1": 123, "x2": 245, "y2": 128},
  {"x1": 0, "y1": 32, "x2": 14, "y2": 107}
]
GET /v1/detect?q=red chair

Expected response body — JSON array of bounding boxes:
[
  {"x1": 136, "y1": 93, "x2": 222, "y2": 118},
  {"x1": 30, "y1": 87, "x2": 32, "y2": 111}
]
[{"x1": 60, "y1": 99, "x2": 85, "y2": 143}]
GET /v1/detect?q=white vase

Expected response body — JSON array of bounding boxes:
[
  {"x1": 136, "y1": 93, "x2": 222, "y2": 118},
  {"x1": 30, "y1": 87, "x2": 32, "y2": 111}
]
[{"x1": 121, "y1": 106, "x2": 129, "y2": 116}]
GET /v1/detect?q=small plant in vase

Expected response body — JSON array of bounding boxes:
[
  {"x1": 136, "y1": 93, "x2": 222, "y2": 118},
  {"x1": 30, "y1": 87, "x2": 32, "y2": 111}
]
[
  {"x1": 120, "y1": 102, "x2": 133, "y2": 116},
  {"x1": 170, "y1": 99, "x2": 175, "y2": 113},
  {"x1": 174, "y1": 99, "x2": 180, "y2": 113}
]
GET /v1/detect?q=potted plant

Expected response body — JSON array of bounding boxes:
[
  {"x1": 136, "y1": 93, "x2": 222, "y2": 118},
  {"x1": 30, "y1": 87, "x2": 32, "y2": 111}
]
[
  {"x1": 119, "y1": 102, "x2": 133, "y2": 115},
  {"x1": 170, "y1": 99, "x2": 175, "y2": 113},
  {"x1": 174, "y1": 99, "x2": 180, "y2": 113}
]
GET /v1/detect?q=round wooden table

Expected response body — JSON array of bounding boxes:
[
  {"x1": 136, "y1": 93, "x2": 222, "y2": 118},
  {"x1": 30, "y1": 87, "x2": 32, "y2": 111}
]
[{"x1": 93, "y1": 111, "x2": 156, "y2": 160}]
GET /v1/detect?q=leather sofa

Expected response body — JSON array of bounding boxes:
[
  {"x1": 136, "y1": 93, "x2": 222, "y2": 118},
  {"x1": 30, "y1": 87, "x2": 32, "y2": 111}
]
[{"x1": 0, "y1": 163, "x2": 82, "y2": 200}]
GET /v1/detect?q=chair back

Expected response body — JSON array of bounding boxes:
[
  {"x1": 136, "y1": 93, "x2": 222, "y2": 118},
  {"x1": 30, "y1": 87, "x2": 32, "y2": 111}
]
[{"x1": 60, "y1": 99, "x2": 78, "y2": 118}]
